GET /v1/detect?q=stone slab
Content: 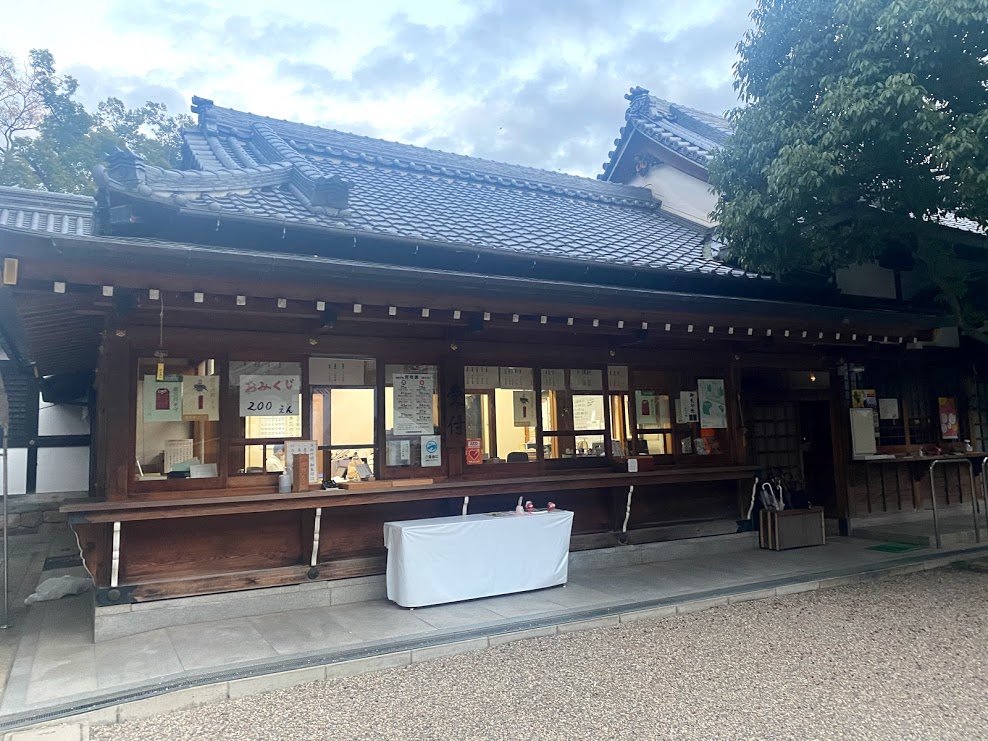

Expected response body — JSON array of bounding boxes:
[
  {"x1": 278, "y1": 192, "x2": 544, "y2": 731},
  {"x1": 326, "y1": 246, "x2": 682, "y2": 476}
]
[
  {"x1": 676, "y1": 596, "x2": 729, "y2": 615},
  {"x1": 117, "y1": 684, "x2": 228, "y2": 722},
  {"x1": 4, "y1": 724, "x2": 86, "y2": 741},
  {"x1": 557, "y1": 615, "x2": 620, "y2": 634},
  {"x1": 728, "y1": 588, "x2": 777, "y2": 604},
  {"x1": 323, "y1": 652, "x2": 411, "y2": 680},
  {"x1": 618, "y1": 605, "x2": 677, "y2": 623},
  {"x1": 487, "y1": 625, "x2": 558, "y2": 647},
  {"x1": 411, "y1": 637, "x2": 490, "y2": 663},
  {"x1": 228, "y1": 666, "x2": 326, "y2": 699},
  {"x1": 775, "y1": 581, "x2": 820, "y2": 597}
]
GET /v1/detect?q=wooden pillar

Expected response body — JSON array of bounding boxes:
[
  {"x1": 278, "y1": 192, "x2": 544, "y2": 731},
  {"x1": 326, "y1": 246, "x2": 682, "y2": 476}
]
[
  {"x1": 98, "y1": 329, "x2": 133, "y2": 500},
  {"x1": 442, "y1": 355, "x2": 466, "y2": 479}
]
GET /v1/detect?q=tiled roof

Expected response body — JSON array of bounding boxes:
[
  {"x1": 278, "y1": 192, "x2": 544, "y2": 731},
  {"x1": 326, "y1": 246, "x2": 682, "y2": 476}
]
[
  {"x1": 599, "y1": 87, "x2": 732, "y2": 180},
  {"x1": 933, "y1": 212, "x2": 986, "y2": 236},
  {"x1": 93, "y1": 96, "x2": 756, "y2": 280},
  {"x1": 0, "y1": 186, "x2": 94, "y2": 236}
]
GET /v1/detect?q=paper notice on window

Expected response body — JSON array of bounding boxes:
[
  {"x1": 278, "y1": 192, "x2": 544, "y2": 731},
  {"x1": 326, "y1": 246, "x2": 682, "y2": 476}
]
[
  {"x1": 608, "y1": 366, "x2": 629, "y2": 392},
  {"x1": 239, "y1": 375, "x2": 300, "y2": 416},
  {"x1": 163, "y1": 439, "x2": 194, "y2": 473},
  {"x1": 182, "y1": 376, "x2": 219, "y2": 421},
  {"x1": 879, "y1": 398, "x2": 900, "y2": 421},
  {"x1": 637, "y1": 391, "x2": 658, "y2": 425},
  {"x1": 570, "y1": 369, "x2": 603, "y2": 391},
  {"x1": 286, "y1": 440, "x2": 319, "y2": 484},
  {"x1": 421, "y1": 434, "x2": 442, "y2": 467},
  {"x1": 464, "y1": 366, "x2": 499, "y2": 389},
  {"x1": 388, "y1": 440, "x2": 412, "y2": 466},
  {"x1": 939, "y1": 397, "x2": 959, "y2": 440},
  {"x1": 143, "y1": 375, "x2": 182, "y2": 422},
  {"x1": 309, "y1": 358, "x2": 365, "y2": 386},
  {"x1": 513, "y1": 390, "x2": 536, "y2": 427},
  {"x1": 698, "y1": 379, "x2": 728, "y2": 429},
  {"x1": 679, "y1": 391, "x2": 699, "y2": 423},
  {"x1": 393, "y1": 373, "x2": 434, "y2": 435},
  {"x1": 499, "y1": 367, "x2": 533, "y2": 389},
  {"x1": 541, "y1": 369, "x2": 566, "y2": 391}
]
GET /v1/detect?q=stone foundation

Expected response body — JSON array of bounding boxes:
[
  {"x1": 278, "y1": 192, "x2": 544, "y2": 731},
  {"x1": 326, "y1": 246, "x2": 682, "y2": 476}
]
[{"x1": 0, "y1": 491, "x2": 89, "y2": 536}]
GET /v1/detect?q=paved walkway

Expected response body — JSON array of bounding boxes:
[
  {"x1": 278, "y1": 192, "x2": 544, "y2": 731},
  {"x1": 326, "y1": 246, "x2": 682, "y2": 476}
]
[
  {"x1": 3, "y1": 534, "x2": 987, "y2": 734},
  {"x1": 87, "y1": 567, "x2": 988, "y2": 741}
]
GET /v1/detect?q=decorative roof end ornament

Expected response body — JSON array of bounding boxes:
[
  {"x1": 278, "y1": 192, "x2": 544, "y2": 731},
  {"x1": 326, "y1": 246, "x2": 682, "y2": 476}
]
[
  {"x1": 191, "y1": 95, "x2": 215, "y2": 115},
  {"x1": 105, "y1": 147, "x2": 147, "y2": 189},
  {"x1": 310, "y1": 174, "x2": 352, "y2": 210},
  {"x1": 625, "y1": 86, "x2": 652, "y2": 119}
]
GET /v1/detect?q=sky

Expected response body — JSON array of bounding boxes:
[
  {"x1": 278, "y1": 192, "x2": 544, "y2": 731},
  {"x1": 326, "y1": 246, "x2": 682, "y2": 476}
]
[{"x1": 0, "y1": 0, "x2": 755, "y2": 177}]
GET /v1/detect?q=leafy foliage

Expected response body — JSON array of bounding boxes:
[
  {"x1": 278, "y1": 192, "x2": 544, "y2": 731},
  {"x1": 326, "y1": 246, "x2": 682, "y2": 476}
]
[
  {"x1": 0, "y1": 49, "x2": 191, "y2": 194},
  {"x1": 709, "y1": 0, "x2": 988, "y2": 326}
]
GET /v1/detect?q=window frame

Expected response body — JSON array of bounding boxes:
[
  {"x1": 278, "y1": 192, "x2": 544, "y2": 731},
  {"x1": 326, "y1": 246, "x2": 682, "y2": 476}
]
[
  {"x1": 310, "y1": 356, "x2": 378, "y2": 482},
  {"x1": 130, "y1": 350, "x2": 231, "y2": 494}
]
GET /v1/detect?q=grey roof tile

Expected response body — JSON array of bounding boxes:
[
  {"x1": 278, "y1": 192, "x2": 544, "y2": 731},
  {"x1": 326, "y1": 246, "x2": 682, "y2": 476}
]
[
  {"x1": 0, "y1": 186, "x2": 95, "y2": 236},
  {"x1": 599, "y1": 87, "x2": 732, "y2": 179},
  {"x1": 99, "y1": 100, "x2": 755, "y2": 279}
]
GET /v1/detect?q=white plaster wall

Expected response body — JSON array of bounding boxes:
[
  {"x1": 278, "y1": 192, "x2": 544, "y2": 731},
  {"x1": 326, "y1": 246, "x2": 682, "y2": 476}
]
[
  {"x1": 626, "y1": 164, "x2": 718, "y2": 227},
  {"x1": 4, "y1": 448, "x2": 27, "y2": 495},
  {"x1": 835, "y1": 263, "x2": 898, "y2": 299},
  {"x1": 38, "y1": 396, "x2": 90, "y2": 436},
  {"x1": 36, "y1": 446, "x2": 90, "y2": 494}
]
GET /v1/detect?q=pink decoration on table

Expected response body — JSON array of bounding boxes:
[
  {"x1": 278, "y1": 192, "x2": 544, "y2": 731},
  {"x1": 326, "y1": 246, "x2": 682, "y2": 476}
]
[
  {"x1": 547, "y1": 502, "x2": 556, "y2": 511},
  {"x1": 525, "y1": 500, "x2": 534, "y2": 512}
]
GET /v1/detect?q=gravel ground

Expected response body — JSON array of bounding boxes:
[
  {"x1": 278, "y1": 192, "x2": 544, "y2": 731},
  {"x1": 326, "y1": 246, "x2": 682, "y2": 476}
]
[{"x1": 92, "y1": 568, "x2": 988, "y2": 741}]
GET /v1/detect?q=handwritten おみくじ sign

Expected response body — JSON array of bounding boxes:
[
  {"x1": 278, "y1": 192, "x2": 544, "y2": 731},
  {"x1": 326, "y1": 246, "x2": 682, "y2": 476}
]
[{"x1": 239, "y1": 375, "x2": 300, "y2": 416}]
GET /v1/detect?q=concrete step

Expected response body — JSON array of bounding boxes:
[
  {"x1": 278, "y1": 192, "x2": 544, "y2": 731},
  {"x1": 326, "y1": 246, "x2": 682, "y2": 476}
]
[{"x1": 852, "y1": 524, "x2": 983, "y2": 547}]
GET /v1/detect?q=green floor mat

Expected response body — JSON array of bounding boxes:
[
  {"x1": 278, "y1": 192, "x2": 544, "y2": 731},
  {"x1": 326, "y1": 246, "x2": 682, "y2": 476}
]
[{"x1": 867, "y1": 542, "x2": 924, "y2": 553}]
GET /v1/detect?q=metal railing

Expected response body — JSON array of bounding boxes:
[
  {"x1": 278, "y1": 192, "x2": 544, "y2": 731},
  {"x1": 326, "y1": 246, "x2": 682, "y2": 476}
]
[{"x1": 928, "y1": 458, "x2": 979, "y2": 549}]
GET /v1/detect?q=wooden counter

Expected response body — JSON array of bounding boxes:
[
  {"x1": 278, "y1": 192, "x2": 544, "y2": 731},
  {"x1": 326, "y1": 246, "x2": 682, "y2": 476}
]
[
  {"x1": 63, "y1": 466, "x2": 759, "y2": 524},
  {"x1": 67, "y1": 465, "x2": 757, "y2": 604}
]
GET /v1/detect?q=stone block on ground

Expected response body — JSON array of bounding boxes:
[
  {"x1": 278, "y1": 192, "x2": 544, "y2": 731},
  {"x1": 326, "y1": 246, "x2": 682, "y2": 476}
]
[{"x1": 18, "y1": 511, "x2": 42, "y2": 529}]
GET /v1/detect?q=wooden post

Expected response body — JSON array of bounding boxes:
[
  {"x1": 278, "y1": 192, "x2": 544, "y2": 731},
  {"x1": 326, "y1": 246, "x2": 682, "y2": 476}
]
[{"x1": 292, "y1": 454, "x2": 309, "y2": 493}]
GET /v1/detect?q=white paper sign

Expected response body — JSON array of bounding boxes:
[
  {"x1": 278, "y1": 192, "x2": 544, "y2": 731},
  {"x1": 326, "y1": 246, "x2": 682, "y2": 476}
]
[
  {"x1": 679, "y1": 391, "x2": 699, "y2": 423},
  {"x1": 143, "y1": 376, "x2": 182, "y2": 422},
  {"x1": 570, "y1": 369, "x2": 603, "y2": 391},
  {"x1": 164, "y1": 439, "x2": 194, "y2": 472},
  {"x1": 190, "y1": 463, "x2": 218, "y2": 479},
  {"x1": 698, "y1": 379, "x2": 728, "y2": 429},
  {"x1": 464, "y1": 365, "x2": 499, "y2": 389},
  {"x1": 286, "y1": 440, "x2": 320, "y2": 484},
  {"x1": 637, "y1": 391, "x2": 658, "y2": 425},
  {"x1": 879, "y1": 398, "x2": 900, "y2": 421},
  {"x1": 573, "y1": 395, "x2": 603, "y2": 429},
  {"x1": 541, "y1": 369, "x2": 566, "y2": 391},
  {"x1": 182, "y1": 376, "x2": 219, "y2": 421},
  {"x1": 239, "y1": 375, "x2": 300, "y2": 416},
  {"x1": 393, "y1": 373, "x2": 435, "y2": 435},
  {"x1": 421, "y1": 434, "x2": 442, "y2": 467},
  {"x1": 309, "y1": 358, "x2": 365, "y2": 386},
  {"x1": 608, "y1": 366, "x2": 629, "y2": 392},
  {"x1": 513, "y1": 390, "x2": 536, "y2": 427},
  {"x1": 257, "y1": 415, "x2": 302, "y2": 438},
  {"x1": 499, "y1": 367, "x2": 534, "y2": 389},
  {"x1": 387, "y1": 440, "x2": 413, "y2": 466}
]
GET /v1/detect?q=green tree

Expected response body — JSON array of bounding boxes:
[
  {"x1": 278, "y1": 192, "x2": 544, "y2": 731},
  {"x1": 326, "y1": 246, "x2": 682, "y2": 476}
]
[
  {"x1": 0, "y1": 49, "x2": 191, "y2": 194},
  {"x1": 709, "y1": 0, "x2": 988, "y2": 329}
]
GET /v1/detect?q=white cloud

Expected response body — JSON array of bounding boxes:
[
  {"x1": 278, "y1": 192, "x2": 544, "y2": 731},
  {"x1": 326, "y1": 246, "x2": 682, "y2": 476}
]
[{"x1": 0, "y1": 0, "x2": 753, "y2": 176}]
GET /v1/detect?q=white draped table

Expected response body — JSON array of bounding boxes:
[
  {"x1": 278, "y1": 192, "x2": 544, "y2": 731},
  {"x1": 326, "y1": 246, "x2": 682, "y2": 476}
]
[{"x1": 383, "y1": 510, "x2": 575, "y2": 608}]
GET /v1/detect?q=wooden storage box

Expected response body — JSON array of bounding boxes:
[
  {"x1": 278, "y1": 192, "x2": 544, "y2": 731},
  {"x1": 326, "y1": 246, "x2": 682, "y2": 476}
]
[{"x1": 759, "y1": 506, "x2": 826, "y2": 550}]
